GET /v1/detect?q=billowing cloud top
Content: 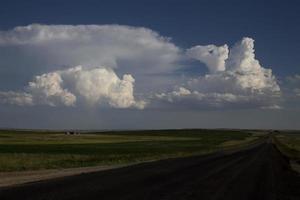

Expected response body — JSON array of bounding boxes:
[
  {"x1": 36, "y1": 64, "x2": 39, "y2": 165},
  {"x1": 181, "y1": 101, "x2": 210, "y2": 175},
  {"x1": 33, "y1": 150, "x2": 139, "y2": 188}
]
[
  {"x1": 157, "y1": 37, "x2": 281, "y2": 109},
  {"x1": 0, "y1": 66, "x2": 146, "y2": 109},
  {"x1": 0, "y1": 25, "x2": 282, "y2": 110}
]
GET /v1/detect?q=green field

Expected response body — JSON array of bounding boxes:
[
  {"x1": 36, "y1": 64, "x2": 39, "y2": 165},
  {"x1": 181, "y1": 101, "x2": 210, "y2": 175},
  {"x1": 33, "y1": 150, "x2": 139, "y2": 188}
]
[
  {"x1": 274, "y1": 132, "x2": 300, "y2": 160},
  {"x1": 0, "y1": 129, "x2": 261, "y2": 172}
]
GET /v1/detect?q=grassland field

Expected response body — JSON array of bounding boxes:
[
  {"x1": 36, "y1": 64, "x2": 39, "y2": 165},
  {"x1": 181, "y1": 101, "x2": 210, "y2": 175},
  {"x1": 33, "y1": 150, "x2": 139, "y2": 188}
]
[
  {"x1": 274, "y1": 132, "x2": 300, "y2": 160},
  {"x1": 0, "y1": 129, "x2": 268, "y2": 172}
]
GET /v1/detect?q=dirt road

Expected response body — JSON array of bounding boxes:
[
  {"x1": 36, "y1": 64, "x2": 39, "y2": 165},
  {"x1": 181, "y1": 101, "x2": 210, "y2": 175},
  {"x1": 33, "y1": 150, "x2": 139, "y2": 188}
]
[{"x1": 0, "y1": 140, "x2": 299, "y2": 200}]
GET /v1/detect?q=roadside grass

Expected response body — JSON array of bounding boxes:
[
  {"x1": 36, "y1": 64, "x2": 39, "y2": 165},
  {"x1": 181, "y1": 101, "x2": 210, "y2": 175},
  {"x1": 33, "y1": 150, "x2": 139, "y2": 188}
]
[
  {"x1": 219, "y1": 136, "x2": 260, "y2": 148},
  {"x1": 274, "y1": 133, "x2": 300, "y2": 160},
  {"x1": 0, "y1": 129, "x2": 261, "y2": 172},
  {"x1": 273, "y1": 132, "x2": 300, "y2": 173}
]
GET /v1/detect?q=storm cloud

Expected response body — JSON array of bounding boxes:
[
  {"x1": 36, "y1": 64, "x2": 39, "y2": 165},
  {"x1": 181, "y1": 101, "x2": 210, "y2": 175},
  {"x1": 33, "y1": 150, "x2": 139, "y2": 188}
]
[{"x1": 0, "y1": 25, "x2": 282, "y2": 110}]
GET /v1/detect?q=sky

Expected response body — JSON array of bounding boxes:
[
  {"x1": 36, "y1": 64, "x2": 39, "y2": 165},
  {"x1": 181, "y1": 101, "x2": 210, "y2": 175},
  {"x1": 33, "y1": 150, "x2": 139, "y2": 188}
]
[{"x1": 0, "y1": 0, "x2": 299, "y2": 130}]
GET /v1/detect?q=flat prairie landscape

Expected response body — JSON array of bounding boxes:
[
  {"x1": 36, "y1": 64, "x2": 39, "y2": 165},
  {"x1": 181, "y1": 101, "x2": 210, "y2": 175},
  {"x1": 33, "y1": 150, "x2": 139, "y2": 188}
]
[
  {"x1": 0, "y1": 129, "x2": 299, "y2": 200},
  {"x1": 0, "y1": 129, "x2": 259, "y2": 172}
]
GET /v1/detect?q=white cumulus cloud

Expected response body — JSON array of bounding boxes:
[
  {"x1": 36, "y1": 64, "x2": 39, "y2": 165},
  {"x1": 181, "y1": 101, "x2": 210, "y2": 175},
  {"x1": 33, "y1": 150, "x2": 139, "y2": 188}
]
[
  {"x1": 156, "y1": 37, "x2": 281, "y2": 108},
  {"x1": 187, "y1": 44, "x2": 229, "y2": 73},
  {"x1": 155, "y1": 87, "x2": 279, "y2": 109},
  {"x1": 187, "y1": 37, "x2": 280, "y2": 93},
  {"x1": 28, "y1": 72, "x2": 76, "y2": 106},
  {"x1": 225, "y1": 37, "x2": 279, "y2": 92},
  {"x1": 0, "y1": 66, "x2": 145, "y2": 109},
  {"x1": 61, "y1": 66, "x2": 146, "y2": 109}
]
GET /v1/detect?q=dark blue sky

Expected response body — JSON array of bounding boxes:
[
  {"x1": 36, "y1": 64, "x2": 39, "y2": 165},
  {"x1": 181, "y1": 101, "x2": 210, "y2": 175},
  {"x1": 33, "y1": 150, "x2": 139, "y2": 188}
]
[{"x1": 1, "y1": 0, "x2": 300, "y2": 77}]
